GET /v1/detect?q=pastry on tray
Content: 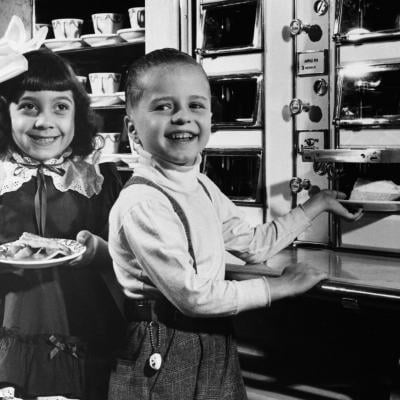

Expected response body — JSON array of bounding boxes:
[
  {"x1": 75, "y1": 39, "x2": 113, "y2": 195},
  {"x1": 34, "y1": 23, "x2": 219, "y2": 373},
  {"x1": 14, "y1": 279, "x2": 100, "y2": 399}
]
[
  {"x1": 0, "y1": 232, "x2": 73, "y2": 261},
  {"x1": 349, "y1": 178, "x2": 400, "y2": 201}
]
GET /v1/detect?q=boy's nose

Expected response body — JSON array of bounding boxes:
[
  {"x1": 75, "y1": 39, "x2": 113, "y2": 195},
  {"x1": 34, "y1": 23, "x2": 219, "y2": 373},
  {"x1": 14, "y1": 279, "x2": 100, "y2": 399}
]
[{"x1": 171, "y1": 109, "x2": 191, "y2": 124}]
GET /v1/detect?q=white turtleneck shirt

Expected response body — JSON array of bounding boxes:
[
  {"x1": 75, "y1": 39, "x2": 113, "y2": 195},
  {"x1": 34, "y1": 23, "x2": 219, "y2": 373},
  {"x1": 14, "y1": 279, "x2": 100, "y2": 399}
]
[{"x1": 108, "y1": 149, "x2": 311, "y2": 317}]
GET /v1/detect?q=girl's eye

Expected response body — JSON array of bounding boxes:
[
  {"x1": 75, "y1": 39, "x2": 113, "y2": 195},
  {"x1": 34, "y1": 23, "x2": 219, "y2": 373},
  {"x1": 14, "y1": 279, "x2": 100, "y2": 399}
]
[
  {"x1": 19, "y1": 102, "x2": 38, "y2": 114},
  {"x1": 55, "y1": 103, "x2": 70, "y2": 112}
]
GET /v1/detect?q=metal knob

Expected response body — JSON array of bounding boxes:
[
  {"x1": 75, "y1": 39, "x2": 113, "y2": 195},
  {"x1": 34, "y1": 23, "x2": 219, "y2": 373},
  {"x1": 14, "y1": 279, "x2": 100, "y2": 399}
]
[
  {"x1": 289, "y1": 19, "x2": 311, "y2": 36},
  {"x1": 289, "y1": 98, "x2": 310, "y2": 115},
  {"x1": 289, "y1": 19, "x2": 323, "y2": 42},
  {"x1": 194, "y1": 48, "x2": 205, "y2": 57},
  {"x1": 289, "y1": 177, "x2": 311, "y2": 194}
]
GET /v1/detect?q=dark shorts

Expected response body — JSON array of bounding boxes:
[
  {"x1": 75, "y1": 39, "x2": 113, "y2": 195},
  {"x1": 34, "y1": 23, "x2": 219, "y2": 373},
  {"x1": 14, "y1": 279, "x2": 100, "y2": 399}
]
[{"x1": 108, "y1": 301, "x2": 247, "y2": 400}]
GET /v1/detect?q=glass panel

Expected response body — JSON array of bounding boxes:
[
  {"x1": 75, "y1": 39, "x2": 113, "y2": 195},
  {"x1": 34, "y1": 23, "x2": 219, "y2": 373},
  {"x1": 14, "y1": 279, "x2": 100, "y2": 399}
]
[
  {"x1": 210, "y1": 77, "x2": 258, "y2": 126},
  {"x1": 203, "y1": 1, "x2": 257, "y2": 50},
  {"x1": 339, "y1": 0, "x2": 400, "y2": 37},
  {"x1": 201, "y1": 151, "x2": 262, "y2": 202},
  {"x1": 337, "y1": 163, "x2": 400, "y2": 199},
  {"x1": 339, "y1": 63, "x2": 400, "y2": 123}
]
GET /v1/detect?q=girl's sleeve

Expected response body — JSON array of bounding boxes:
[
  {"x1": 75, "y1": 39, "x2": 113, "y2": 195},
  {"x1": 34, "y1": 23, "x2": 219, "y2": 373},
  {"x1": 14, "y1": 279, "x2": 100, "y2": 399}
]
[
  {"x1": 114, "y1": 198, "x2": 271, "y2": 317},
  {"x1": 98, "y1": 162, "x2": 123, "y2": 240},
  {"x1": 208, "y1": 180, "x2": 312, "y2": 263}
]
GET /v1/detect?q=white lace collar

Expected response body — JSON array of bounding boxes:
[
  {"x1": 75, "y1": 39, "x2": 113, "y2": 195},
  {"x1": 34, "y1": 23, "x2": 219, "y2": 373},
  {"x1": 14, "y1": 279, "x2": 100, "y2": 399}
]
[{"x1": 0, "y1": 151, "x2": 104, "y2": 198}]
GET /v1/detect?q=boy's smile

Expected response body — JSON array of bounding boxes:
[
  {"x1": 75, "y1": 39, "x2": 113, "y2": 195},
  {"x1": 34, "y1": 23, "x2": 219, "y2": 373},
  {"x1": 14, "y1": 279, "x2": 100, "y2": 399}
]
[
  {"x1": 127, "y1": 63, "x2": 212, "y2": 166},
  {"x1": 9, "y1": 90, "x2": 75, "y2": 161}
]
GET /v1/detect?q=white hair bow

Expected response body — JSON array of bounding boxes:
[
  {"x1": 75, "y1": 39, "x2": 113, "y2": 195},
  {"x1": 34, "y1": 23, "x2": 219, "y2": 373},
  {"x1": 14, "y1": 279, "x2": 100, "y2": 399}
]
[{"x1": 0, "y1": 15, "x2": 48, "y2": 83}]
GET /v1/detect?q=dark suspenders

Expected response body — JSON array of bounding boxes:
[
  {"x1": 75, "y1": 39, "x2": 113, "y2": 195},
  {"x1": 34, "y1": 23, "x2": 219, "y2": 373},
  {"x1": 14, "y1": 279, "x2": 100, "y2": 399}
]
[{"x1": 124, "y1": 175, "x2": 212, "y2": 274}]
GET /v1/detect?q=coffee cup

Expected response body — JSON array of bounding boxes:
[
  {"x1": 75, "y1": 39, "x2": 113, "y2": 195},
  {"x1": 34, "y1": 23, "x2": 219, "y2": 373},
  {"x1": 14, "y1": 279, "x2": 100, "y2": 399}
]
[
  {"x1": 128, "y1": 7, "x2": 145, "y2": 31},
  {"x1": 88, "y1": 73, "x2": 121, "y2": 94},
  {"x1": 76, "y1": 75, "x2": 87, "y2": 89},
  {"x1": 98, "y1": 132, "x2": 121, "y2": 154},
  {"x1": 35, "y1": 23, "x2": 50, "y2": 39},
  {"x1": 91, "y1": 13, "x2": 124, "y2": 35},
  {"x1": 51, "y1": 18, "x2": 83, "y2": 39}
]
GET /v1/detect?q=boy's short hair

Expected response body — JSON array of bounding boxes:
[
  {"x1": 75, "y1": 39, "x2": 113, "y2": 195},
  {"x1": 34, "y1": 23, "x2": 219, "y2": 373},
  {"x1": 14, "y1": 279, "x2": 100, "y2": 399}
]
[
  {"x1": 0, "y1": 49, "x2": 97, "y2": 157},
  {"x1": 125, "y1": 48, "x2": 209, "y2": 111}
]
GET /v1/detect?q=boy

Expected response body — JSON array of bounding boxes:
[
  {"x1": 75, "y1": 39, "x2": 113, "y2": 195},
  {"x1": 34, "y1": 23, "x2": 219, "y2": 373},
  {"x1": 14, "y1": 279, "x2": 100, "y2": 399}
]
[{"x1": 108, "y1": 48, "x2": 362, "y2": 400}]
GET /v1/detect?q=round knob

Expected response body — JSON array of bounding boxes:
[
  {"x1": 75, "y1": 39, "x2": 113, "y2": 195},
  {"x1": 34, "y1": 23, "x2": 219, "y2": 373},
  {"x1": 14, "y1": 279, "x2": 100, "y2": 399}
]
[
  {"x1": 194, "y1": 48, "x2": 205, "y2": 57},
  {"x1": 289, "y1": 19, "x2": 309, "y2": 36},
  {"x1": 313, "y1": 78, "x2": 328, "y2": 96},
  {"x1": 289, "y1": 98, "x2": 310, "y2": 115},
  {"x1": 313, "y1": 0, "x2": 329, "y2": 16},
  {"x1": 289, "y1": 19, "x2": 323, "y2": 42},
  {"x1": 289, "y1": 177, "x2": 311, "y2": 194}
]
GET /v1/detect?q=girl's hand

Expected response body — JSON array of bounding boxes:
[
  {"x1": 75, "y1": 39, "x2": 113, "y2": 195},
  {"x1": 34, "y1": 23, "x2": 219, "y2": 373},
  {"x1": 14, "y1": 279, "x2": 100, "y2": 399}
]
[
  {"x1": 301, "y1": 190, "x2": 363, "y2": 221},
  {"x1": 68, "y1": 230, "x2": 99, "y2": 268},
  {"x1": 269, "y1": 262, "x2": 327, "y2": 301}
]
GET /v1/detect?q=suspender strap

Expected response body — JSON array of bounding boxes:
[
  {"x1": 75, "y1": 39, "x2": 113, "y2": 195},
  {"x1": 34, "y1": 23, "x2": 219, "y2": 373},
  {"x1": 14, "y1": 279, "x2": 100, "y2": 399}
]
[
  {"x1": 125, "y1": 175, "x2": 211, "y2": 274},
  {"x1": 197, "y1": 179, "x2": 212, "y2": 202}
]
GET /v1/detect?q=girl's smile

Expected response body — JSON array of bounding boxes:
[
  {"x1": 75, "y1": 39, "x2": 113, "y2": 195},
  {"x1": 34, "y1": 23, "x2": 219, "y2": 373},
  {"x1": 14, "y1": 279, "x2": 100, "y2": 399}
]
[{"x1": 9, "y1": 90, "x2": 75, "y2": 161}]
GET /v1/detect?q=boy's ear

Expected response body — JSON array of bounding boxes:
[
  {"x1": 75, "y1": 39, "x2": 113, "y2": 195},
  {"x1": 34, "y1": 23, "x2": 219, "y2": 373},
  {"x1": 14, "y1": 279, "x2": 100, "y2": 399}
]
[{"x1": 124, "y1": 115, "x2": 140, "y2": 144}]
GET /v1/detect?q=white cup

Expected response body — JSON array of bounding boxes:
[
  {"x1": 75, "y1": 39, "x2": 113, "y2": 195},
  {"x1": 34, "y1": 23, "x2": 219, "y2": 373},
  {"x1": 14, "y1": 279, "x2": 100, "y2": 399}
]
[
  {"x1": 128, "y1": 7, "x2": 145, "y2": 31},
  {"x1": 91, "y1": 13, "x2": 124, "y2": 35},
  {"x1": 51, "y1": 18, "x2": 83, "y2": 39},
  {"x1": 98, "y1": 132, "x2": 121, "y2": 154},
  {"x1": 88, "y1": 73, "x2": 121, "y2": 94},
  {"x1": 76, "y1": 75, "x2": 87, "y2": 89},
  {"x1": 35, "y1": 23, "x2": 50, "y2": 39}
]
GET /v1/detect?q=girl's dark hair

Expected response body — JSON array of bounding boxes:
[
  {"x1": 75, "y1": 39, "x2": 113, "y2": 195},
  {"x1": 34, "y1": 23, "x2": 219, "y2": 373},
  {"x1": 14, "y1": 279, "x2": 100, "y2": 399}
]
[
  {"x1": 125, "y1": 48, "x2": 209, "y2": 111},
  {"x1": 0, "y1": 49, "x2": 97, "y2": 157}
]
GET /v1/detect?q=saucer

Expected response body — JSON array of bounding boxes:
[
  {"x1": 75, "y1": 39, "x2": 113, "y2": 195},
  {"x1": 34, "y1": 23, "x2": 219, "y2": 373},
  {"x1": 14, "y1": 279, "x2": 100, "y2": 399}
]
[
  {"x1": 116, "y1": 28, "x2": 145, "y2": 42},
  {"x1": 81, "y1": 33, "x2": 124, "y2": 47},
  {"x1": 89, "y1": 92, "x2": 125, "y2": 107},
  {"x1": 43, "y1": 38, "x2": 85, "y2": 51}
]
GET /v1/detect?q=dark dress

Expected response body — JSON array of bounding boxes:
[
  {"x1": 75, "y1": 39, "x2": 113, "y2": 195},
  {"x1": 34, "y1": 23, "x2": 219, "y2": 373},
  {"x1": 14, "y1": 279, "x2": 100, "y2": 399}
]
[{"x1": 0, "y1": 161, "x2": 126, "y2": 400}]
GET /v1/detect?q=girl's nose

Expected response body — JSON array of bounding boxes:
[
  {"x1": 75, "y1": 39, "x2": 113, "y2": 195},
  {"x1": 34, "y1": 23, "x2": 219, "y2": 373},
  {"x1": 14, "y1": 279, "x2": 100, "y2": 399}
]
[
  {"x1": 34, "y1": 112, "x2": 54, "y2": 129},
  {"x1": 171, "y1": 108, "x2": 191, "y2": 124}
]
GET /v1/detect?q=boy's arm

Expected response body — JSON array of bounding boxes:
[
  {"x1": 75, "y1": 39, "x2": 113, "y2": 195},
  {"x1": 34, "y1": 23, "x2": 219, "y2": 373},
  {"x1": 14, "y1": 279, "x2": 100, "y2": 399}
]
[
  {"x1": 301, "y1": 190, "x2": 363, "y2": 221},
  {"x1": 211, "y1": 183, "x2": 361, "y2": 264}
]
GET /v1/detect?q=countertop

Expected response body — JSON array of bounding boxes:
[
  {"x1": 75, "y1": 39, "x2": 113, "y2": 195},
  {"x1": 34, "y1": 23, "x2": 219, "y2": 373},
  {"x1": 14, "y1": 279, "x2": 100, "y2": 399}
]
[{"x1": 226, "y1": 247, "x2": 400, "y2": 307}]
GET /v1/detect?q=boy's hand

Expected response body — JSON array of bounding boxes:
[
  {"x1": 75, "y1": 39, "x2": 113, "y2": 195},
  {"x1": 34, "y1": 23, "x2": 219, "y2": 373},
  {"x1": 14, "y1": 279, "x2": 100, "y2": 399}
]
[
  {"x1": 68, "y1": 230, "x2": 98, "y2": 268},
  {"x1": 301, "y1": 189, "x2": 363, "y2": 221},
  {"x1": 269, "y1": 262, "x2": 327, "y2": 301}
]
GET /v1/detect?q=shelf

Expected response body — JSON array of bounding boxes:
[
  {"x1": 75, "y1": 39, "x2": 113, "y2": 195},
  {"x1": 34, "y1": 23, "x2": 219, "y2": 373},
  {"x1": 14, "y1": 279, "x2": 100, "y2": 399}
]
[
  {"x1": 53, "y1": 41, "x2": 145, "y2": 74},
  {"x1": 53, "y1": 40, "x2": 145, "y2": 56},
  {"x1": 91, "y1": 105, "x2": 125, "y2": 110},
  {"x1": 302, "y1": 148, "x2": 400, "y2": 163}
]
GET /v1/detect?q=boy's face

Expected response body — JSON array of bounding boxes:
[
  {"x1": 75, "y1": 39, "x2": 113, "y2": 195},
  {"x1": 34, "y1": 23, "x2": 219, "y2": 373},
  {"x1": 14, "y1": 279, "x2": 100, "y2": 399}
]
[
  {"x1": 9, "y1": 90, "x2": 75, "y2": 161},
  {"x1": 126, "y1": 63, "x2": 211, "y2": 166}
]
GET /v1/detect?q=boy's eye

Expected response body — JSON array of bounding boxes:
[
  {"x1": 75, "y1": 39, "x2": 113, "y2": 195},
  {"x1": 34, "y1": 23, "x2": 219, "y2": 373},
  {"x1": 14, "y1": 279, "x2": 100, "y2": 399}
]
[
  {"x1": 190, "y1": 102, "x2": 206, "y2": 110},
  {"x1": 154, "y1": 103, "x2": 172, "y2": 111}
]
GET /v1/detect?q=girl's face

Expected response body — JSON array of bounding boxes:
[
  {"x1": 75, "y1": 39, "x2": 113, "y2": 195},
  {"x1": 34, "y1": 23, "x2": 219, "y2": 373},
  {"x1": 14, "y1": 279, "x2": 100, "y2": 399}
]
[
  {"x1": 9, "y1": 90, "x2": 75, "y2": 161},
  {"x1": 127, "y1": 63, "x2": 212, "y2": 166}
]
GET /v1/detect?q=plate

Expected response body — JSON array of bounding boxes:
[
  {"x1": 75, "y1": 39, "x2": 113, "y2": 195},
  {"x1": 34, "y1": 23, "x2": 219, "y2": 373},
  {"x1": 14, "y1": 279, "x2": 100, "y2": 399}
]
[
  {"x1": 340, "y1": 199, "x2": 400, "y2": 212},
  {"x1": 116, "y1": 28, "x2": 145, "y2": 42},
  {"x1": 89, "y1": 92, "x2": 125, "y2": 107},
  {"x1": 81, "y1": 33, "x2": 124, "y2": 47},
  {"x1": 0, "y1": 239, "x2": 86, "y2": 269},
  {"x1": 43, "y1": 38, "x2": 86, "y2": 51}
]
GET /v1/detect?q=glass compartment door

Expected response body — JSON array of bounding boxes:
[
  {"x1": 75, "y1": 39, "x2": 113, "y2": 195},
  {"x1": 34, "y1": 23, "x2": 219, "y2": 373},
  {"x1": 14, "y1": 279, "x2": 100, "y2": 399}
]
[{"x1": 336, "y1": 62, "x2": 400, "y2": 128}]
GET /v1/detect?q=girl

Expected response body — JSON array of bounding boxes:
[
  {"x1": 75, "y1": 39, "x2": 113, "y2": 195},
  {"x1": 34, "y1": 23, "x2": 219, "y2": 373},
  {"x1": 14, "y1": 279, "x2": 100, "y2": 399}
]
[{"x1": 0, "y1": 49, "x2": 125, "y2": 399}]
